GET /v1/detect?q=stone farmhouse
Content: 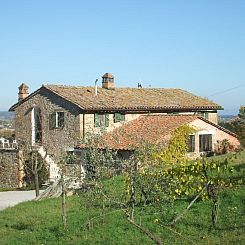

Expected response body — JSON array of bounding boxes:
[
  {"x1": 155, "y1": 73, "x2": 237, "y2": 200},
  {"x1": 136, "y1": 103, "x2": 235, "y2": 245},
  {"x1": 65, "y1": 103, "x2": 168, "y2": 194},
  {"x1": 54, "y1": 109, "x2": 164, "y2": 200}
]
[
  {"x1": 9, "y1": 73, "x2": 239, "y2": 182},
  {"x1": 91, "y1": 114, "x2": 239, "y2": 159}
]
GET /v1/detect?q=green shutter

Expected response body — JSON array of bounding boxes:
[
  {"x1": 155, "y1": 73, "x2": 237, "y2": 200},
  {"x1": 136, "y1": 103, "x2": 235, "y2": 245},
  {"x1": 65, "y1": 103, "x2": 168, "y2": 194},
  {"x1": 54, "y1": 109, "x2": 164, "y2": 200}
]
[
  {"x1": 94, "y1": 113, "x2": 100, "y2": 127},
  {"x1": 49, "y1": 112, "x2": 56, "y2": 129},
  {"x1": 114, "y1": 112, "x2": 121, "y2": 123},
  {"x1": 121, "y1": 113, "x2": 125, "y2": 121},
  {"x1": 105, "y1": 113, "x2": 109, "y2": 127}
]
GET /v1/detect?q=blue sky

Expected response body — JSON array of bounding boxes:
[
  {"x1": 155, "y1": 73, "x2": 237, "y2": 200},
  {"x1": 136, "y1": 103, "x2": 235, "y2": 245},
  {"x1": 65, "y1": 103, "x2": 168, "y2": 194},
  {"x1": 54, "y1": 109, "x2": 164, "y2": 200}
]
[{"x1": 0, "y1": 0, "x2": 244, "y2": 114}]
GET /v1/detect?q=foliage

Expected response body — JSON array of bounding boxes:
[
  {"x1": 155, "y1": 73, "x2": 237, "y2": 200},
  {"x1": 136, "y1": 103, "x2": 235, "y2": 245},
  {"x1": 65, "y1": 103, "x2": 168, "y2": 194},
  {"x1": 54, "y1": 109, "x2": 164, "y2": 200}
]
[
  {"x1": 215, "y1": 139, "x2": 235, "y2": 155},
  {"x1": 0, "y1": 129, "x2": 15, "y2": 139},
  {"x1": 124, "y1": 125, "x2": 196, "y2": 206},
  {"x1": 0, "y1": 177, "x2": 244, "y2": 244},
  {"x1": 123, "y1": 125, "x2": 243, "y2": 231},
  {"x1": 219, "y1": 106, "x2": 245, "y2": 147},
  {"x1": 24, "y1": 151, "x2": 48, "y2": 189},
  {"x1": 82, "y1": 132, "x2": 122, "y2": 180},
  {"x1": 238, "y1": 106, "x2": 245, "y2": 120},
  {"x1": 153, "y1": 125, "x2": 195, "y2": 164}
]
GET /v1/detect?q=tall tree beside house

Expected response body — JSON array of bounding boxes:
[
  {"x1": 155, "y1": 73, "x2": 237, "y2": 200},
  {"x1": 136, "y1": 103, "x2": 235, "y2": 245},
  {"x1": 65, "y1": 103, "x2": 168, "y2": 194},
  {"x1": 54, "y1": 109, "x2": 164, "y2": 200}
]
[
  {"x1": 238, "y1": 106, "x2": 245, "y2": 119},
  {"x1": 237, "y1": 106, "x2": 245, "y2": 146}
]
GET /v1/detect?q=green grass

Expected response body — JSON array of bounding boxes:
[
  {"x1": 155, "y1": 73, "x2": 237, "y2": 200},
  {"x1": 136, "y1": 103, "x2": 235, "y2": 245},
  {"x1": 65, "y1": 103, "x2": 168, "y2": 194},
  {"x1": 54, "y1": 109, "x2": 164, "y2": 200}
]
[
  {"x1": 0, "y1": 186, "x2": 244, "y2": 244},
  {"x1": 0, "y1": 152, "x2": 245, "y2": 245}
]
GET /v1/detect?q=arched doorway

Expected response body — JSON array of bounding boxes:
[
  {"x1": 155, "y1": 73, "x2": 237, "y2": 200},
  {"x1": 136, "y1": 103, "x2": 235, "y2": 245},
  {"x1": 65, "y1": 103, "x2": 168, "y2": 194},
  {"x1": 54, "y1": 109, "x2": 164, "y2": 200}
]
[{"x1": 31, "y1": 107, "x2": 42, "y2": 145}]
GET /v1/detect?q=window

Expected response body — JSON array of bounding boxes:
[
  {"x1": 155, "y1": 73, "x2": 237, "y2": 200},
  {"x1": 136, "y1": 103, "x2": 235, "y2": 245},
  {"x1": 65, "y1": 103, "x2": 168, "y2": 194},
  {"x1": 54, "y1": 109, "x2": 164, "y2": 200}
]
[
  {"x1": 66, "y1": 151, "x2": 75, "y2": 164},
  {"x1": 199, "y1": 134, "x2": 212, "y2": 152},
  {"x1": 188, "y1": 135, "x2": 195, "y2": 152},
  {"x1": 32, "y1": 107, "x2": 42, "y2": 144},
  {"x1": 94, "y1": 113, "x2": 109, "y2": 127},
  {"x1": 198, "y1": 112, "x2": 209, "y2": 120},
  {"x1": 114, "y1": 112, "x2": 125, "y2": 123},
  {"x1": 50, "y1": 111, "x2": 65, "y2": 129},
  {"x1": 56, "y1": 112, "x2": 65, "y2": 128}
]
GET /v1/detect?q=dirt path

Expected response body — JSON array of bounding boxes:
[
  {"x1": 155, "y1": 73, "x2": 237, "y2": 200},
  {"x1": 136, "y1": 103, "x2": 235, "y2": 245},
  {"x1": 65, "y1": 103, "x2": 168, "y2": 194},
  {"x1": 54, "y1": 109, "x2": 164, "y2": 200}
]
[{"x1": 0, "y1": 190, "x2": 41, "y2": 211}]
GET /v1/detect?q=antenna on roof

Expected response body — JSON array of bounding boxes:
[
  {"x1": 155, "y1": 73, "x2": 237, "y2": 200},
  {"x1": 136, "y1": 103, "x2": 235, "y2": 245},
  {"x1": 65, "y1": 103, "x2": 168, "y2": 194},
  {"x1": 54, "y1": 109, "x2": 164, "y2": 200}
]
[
  {"x1": 95, "y1": 79, "x2": 98, "y2": 96},
  {"x1": 138, "y1": 80, "x2": 142, "y2": 88}
]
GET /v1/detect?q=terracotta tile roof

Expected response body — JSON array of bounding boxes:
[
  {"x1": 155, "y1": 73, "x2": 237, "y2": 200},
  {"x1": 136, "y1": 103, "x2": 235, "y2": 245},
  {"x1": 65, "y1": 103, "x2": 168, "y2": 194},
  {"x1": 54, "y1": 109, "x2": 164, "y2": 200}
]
[
  {"x1": 93, "y1": 115, "x2": 197, "y2": 150},
  {"x1": 81, "y1": 115, "x2": 237, "y2": 150},
  {"x1": 43, "y1": 85, "x2": 221, "y2": 111}
]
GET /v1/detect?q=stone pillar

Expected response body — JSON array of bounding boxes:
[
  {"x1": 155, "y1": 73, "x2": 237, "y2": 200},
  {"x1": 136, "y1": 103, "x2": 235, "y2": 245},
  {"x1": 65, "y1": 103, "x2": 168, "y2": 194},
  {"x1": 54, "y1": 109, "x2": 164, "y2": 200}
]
[{"x1": 18, "y1": 150, "x2": 25, "y2": 188}]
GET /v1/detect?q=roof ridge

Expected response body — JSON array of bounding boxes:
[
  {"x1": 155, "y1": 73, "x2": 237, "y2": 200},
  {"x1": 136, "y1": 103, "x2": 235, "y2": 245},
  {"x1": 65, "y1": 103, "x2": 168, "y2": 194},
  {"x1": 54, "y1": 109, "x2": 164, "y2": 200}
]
[
  {"x1": 45, "y1": 84, "x2": 182, "y2": 90},
  {"x1": 142, "y1": 114, "x2": 197, "y2": 117}
]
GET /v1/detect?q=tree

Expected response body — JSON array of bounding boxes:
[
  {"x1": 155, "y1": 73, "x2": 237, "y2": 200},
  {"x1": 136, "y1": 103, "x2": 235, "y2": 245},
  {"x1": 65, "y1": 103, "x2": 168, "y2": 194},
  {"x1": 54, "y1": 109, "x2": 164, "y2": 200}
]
[
  {"x1": 24, "y1": 150, "x2": 48, "y2": 197},
  {"x1": 238, "y1": 106, "x2": 245, "y2": 120},
  {"x1": 219, "y1": 106, "x2": 245, "y2": 147},
  {"x1": 237, "y1": 106, "x2": 245, "y2": 146}
]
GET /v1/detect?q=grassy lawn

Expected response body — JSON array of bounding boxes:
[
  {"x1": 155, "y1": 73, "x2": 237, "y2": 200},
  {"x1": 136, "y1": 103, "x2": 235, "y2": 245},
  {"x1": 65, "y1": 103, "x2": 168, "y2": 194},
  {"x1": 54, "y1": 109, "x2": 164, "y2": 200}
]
[{"x1": 0, "y1": 152, "x2": 244, "y2": 245}]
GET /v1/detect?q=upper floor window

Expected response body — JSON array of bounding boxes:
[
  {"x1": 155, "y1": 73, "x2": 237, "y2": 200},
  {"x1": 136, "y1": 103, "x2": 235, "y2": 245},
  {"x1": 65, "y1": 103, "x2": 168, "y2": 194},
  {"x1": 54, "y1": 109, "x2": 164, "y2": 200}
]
[
  {"x1": 188, "y1": 135, "x2": 195, "y2": 152},
  {"x1": 199, "y1": 134, "x2": 212, "y2": 152},
  {"x1": 94, "y1": 113, "x2": 109, "y2": 127},
  {"x1": 50, "y1": 111, "x2": 65, "y2": 129},
  {"x1": 114, "y1": 112, "x2": 125, "y2": 123},
  {"x1": 32, "y1": 107, "x2": 42, "y2": 144},
  {"x1": 198, "y1": 112, "x2": 209, "y2": 120}
]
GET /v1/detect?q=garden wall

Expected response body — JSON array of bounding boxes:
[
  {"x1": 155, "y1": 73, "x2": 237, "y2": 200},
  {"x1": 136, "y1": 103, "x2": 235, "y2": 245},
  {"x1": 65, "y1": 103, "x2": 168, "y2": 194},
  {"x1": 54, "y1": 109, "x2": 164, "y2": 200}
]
[{"x1": 0, "y1": 149, "x2": 23, "y2": 188}]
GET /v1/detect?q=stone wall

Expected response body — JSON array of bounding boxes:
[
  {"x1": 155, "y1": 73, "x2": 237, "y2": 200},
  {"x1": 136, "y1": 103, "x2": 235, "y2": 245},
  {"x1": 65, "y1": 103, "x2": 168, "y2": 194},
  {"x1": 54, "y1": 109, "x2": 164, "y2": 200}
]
[
  {"x1": 0, "y1": 149, "x2": 20, "y2": 188},
  {"x1": 15, "y1": 88, "x2": 82, "y2": 162}
]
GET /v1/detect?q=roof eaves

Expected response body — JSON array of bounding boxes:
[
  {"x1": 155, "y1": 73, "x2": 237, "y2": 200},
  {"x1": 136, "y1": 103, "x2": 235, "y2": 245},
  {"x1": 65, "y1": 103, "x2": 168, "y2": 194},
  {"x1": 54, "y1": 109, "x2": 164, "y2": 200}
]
[
  {"x1": 197, "y1": 116, "x2": 238, "y2": 138},
  {"x1": 86, "y1": 105, "x2": 223, "y2": 112}
]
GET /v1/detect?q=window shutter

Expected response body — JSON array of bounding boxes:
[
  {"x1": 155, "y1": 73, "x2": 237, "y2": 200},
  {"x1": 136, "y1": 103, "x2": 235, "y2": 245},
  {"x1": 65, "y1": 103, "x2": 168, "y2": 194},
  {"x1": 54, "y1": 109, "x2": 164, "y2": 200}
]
[
  {"x1": 94, "y1": 113, "x2": 100, "y2": 127},
  {"x1": 121, "y1": 113, "x2": 125, "y2": 121},
  {"x1": 49, "y1": 112, "x2": 56, "y2": 129},
  {"x1": 208, "y1": 135, "x2": 212, "y2": 151},
  {"x1": 114, "y1": 113, "x2": 120, "y2": 123},
  {"x1": 105, "y1": 113, "x2": 109, "y2": 127}
]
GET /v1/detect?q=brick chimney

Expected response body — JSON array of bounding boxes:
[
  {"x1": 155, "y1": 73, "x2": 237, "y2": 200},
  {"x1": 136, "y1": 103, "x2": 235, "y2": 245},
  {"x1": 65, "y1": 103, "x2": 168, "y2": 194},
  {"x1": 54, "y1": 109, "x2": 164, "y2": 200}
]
[
  {"x1": 102, "y1": 73, "x2": 115, "y2": 89},
  {"x1": 18, "y1": 83, "x2": 29, "y2": 101}
]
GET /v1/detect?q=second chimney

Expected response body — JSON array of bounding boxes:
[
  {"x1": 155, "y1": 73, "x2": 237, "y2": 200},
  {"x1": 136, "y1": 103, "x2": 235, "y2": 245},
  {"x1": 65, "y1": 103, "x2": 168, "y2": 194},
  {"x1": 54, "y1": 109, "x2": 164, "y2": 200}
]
[
  {"x1": 102, "y1": 73, "x2": 115, "y2": 89},
  {"x1": 18, "y1": 83, "x2": 29, "y2": 101}
]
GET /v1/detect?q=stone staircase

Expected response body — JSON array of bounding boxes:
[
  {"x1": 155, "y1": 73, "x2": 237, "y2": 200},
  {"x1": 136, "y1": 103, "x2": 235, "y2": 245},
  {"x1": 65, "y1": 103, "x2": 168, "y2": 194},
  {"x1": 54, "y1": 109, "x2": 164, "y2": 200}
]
[{"x1": 37, "y1": 146, "x2": 60, "y2": 182}]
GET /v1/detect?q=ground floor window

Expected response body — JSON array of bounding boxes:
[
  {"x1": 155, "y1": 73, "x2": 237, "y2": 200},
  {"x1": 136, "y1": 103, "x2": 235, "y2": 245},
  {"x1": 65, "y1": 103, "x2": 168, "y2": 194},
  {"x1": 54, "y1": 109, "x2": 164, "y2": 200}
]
[
  {"x1": 188, "y1": 135, "x2": 195, "y2": 152},
  {"x1": 199, "y1": 134, "x2": 212, "y2": 152}
]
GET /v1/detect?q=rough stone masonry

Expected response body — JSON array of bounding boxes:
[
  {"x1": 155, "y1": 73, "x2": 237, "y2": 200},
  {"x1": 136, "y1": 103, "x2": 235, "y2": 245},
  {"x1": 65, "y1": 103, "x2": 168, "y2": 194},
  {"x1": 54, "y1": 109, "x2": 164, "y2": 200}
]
[{"x1": 0, "y1": 149, "x2": 23, "y2": 188}]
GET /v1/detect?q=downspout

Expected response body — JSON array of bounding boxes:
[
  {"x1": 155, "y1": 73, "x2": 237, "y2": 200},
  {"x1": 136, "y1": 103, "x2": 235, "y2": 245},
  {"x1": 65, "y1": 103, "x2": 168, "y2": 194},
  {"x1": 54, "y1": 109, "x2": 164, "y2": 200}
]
[{"x1": 83, "y1": 113, "x2": 85, "y2": 139}]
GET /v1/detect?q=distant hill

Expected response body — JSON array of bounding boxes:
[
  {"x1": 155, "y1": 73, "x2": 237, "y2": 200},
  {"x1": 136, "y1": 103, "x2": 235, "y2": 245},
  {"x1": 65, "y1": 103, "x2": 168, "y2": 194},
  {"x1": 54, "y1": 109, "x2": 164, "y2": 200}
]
[
  {"x1": 0, "y1": 111, "x2": 15, "y2": 120},
  {"x1": 218, "y1": 115, "x2": 236, "y2": 123}
]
